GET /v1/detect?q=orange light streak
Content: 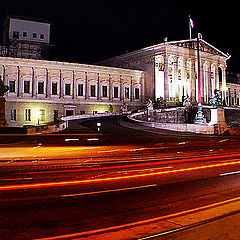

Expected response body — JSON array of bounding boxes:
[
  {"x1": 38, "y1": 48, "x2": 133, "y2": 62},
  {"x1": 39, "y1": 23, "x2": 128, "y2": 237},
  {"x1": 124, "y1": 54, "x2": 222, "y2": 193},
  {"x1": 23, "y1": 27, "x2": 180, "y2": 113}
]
[
  {"x1": 20, "y1": 153, "x2": 240, "y2": 175},
  {"x1": 2, "y1": 160, "x2": 240, "y2": 191}
]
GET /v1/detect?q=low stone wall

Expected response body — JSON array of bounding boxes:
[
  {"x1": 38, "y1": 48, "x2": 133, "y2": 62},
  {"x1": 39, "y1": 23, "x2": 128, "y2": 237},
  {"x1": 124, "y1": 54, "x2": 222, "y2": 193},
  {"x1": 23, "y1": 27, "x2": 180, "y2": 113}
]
[
  {"x1": 128, "y1": 111, "x2": 225, "y2": 135},
  {"x1": 61, "y1": 111, "x2": 130, "y2": 121},
  {"x1": 26, "y1": 120, "x2": 67, "y2": 135}
]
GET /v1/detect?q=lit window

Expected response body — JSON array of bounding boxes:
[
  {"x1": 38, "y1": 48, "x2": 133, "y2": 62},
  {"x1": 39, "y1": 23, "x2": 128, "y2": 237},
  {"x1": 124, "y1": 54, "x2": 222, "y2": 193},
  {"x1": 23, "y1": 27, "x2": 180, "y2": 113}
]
[
  {"x1": 78, "y1": 84, "x2": 84, "y2": 96},
  {"x1": 39, "y1": 109, "x2": 45, "y2": 121},
  {"x1": 90, "y1": 85, "x2": 96, "y2": 97},
  {"x1": 102, "y1": 86, "x2": 107, "y2": 97},
  {"x1": 52, "y1": 82, "x2": 58, "y2": 95},
  {"x1": 65, "y1": 83, "x2": 71, "y2": 95},
  {"x1": 114, "y1": 86, "x2": 118, "y2": 98},
  {"x1": 10, "y1": 109, "x2": 16, "y2": 121},
  {"x1": 9, "y1": 81, "x2": 16, "y2": 93},
  {"x1": 25, "y1": 109, "x2": 31, "y2": 121},
  {"x1": 24, "y1": 81, "x2": 30, "y2": 94},
  {"x1": 38, "y1": 82, "x2": 44, "y2": 94}
]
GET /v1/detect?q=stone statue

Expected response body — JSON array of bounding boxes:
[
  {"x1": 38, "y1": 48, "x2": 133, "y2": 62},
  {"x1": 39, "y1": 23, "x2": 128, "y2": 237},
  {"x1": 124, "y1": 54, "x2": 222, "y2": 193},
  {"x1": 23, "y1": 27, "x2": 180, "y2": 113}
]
[
  {"x1": 209, "y1": 89, "x2": 222, "y2": 108},
  {"x1": 183, "y1": 95, "x2": 191, "y2": 109},
  {"x1": 120, "y1": 102, "x2": 128, "y2": 113},
  {"x1": 146, "y1": 99, "x2": 153, "y2": 109}
]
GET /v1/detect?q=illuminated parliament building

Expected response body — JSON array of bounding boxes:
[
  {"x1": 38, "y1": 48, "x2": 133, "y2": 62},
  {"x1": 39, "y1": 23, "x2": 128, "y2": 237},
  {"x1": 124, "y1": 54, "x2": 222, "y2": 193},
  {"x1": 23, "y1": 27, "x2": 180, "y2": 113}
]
[{"x1": 1, "y1": 16, "x2": 239, "y2": 127}]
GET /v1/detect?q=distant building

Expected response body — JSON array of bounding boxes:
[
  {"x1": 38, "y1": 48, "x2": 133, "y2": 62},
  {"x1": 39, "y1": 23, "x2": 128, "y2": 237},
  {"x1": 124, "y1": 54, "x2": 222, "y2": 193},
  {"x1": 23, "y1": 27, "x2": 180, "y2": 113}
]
[{"x1": 1, "y1": 15, "x2": 51, "y2": 59}]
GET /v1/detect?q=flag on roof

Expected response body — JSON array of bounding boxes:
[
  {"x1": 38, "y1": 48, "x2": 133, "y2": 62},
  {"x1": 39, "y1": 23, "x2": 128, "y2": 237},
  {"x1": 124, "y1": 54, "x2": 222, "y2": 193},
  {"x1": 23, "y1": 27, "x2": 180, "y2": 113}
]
[{"x1": 189, "y1": 16, "x2": 194, "y2": 29}]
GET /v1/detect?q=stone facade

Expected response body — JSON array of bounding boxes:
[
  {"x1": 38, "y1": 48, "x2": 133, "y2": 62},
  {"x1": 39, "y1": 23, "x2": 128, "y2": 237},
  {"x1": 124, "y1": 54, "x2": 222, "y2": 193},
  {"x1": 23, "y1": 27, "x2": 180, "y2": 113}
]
[
  {"x1": 1, "y1": 57, "x2": 145, "y2": 127},
  {"x1": 99, "y1": 38, "x2": 230, "y2": 104}
]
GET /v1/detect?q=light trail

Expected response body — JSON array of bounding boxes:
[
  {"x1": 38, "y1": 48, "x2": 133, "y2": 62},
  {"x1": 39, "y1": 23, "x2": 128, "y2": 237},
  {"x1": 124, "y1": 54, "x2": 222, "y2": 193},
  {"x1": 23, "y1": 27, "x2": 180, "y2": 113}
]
[
  {"x1": 2, "y1": 159, "x2": 240, "y2": 191},
  {"x1": 33, "y1": 195, "x2": 240, "y2": 240},
  {"x1": 61, "y1": 184, "x2": 157, "y2": 198},
  {"x1": 220, "y1": 170, "x2": 240, "y2": 176},
  {"x1": 18, "y1": 152, "x2": 240, "y2": 175}
]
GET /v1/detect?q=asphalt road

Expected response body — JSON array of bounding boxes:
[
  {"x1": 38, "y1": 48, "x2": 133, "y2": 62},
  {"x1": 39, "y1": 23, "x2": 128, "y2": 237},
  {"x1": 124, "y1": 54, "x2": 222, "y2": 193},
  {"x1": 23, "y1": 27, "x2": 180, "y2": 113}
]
[{"x1": 1, "y1": 116, "x2": 240, "y2": 240}]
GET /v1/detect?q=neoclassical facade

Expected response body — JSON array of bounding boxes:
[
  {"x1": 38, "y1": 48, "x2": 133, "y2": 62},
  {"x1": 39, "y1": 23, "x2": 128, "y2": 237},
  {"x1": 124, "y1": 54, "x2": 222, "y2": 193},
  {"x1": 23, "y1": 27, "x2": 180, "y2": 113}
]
[
  {"x1": 99, "y1": 38, "x2": 230, "y2": 104},
  {"x1": 1, "y1": 57, "x2": 145, "y2": 127},
  {"x1": 2, "y1": 38, "x2": 239, "y2": 128}
]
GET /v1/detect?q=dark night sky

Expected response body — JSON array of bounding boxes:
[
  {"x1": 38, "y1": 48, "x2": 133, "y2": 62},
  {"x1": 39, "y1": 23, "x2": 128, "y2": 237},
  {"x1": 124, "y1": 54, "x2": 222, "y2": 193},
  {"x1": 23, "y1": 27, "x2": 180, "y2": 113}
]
[{"x1": 0, "y1": 0, "x2": 238, "y2": 72}]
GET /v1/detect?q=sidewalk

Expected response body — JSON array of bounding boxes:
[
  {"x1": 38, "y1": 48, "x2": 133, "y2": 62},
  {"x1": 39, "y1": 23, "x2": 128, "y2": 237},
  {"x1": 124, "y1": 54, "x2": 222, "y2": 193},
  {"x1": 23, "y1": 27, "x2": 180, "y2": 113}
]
[{"x1": 77, "y1": 196, "x2": 240, "y2": 240}]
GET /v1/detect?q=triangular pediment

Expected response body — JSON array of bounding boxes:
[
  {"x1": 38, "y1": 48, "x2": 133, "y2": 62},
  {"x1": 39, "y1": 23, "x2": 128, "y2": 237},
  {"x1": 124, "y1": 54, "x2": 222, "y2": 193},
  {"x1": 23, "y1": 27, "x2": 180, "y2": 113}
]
[{"x1": 168, "y1": 39, "x2": 230, "y2": 59}]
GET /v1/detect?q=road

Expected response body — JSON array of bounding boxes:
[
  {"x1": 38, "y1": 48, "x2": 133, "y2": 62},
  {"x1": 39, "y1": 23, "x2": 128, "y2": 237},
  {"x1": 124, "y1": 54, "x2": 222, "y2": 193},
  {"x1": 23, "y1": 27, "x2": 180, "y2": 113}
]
[{"x1": 1, "y1": 116, "x2": 240, "y2": 240}]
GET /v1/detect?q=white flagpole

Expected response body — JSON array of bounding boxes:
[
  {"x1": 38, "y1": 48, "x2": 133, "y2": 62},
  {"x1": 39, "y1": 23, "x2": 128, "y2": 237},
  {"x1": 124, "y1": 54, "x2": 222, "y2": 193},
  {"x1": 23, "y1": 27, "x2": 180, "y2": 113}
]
[{"x1": 189, "y1": 16, "x2": 192, "y2": 39}]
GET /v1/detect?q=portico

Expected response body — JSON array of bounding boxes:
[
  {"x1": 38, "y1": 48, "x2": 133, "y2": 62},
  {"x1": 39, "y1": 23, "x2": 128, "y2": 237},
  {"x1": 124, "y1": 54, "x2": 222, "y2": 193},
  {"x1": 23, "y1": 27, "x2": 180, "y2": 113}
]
[{"x1": 99, "y1": 38, "x2": 230, "y2": 104}]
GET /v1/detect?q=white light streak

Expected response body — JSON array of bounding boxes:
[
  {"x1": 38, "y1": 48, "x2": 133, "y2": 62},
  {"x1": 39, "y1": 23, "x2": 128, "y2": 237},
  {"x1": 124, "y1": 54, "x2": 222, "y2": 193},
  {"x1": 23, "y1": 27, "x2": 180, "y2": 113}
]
[
  {"x1": 220, "y1": 170, "x2": 240, "y2": 176},
  {"x1": 64, "y1": 138, "x2": 80, "y2": 142}
]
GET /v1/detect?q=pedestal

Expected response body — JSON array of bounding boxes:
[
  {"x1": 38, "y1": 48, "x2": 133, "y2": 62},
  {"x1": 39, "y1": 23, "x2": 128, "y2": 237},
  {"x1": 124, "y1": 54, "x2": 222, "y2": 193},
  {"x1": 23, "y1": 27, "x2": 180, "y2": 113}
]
[
  {"x1": 208, "y1": 108, "x2": 227, "y2": 135},
  {"x1": 0, "y1": 98, "x2": 8, "y2": 127}
]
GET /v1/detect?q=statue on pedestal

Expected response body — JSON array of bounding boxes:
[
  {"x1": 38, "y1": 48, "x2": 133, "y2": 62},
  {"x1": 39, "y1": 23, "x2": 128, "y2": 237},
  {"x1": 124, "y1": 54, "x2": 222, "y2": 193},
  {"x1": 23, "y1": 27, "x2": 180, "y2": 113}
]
[
  {"x1": 209, "y1": 89, "x2": 222, "y2": 108},
  {"x1": 120, "y1": 102, "x2": 128, "y2": 113},
  {"x1": 146, "y1": 99, "x2": 154, "y2": 121},
  {"x1": 0, "y1": 77, "x2": 9, "y2": 127}
]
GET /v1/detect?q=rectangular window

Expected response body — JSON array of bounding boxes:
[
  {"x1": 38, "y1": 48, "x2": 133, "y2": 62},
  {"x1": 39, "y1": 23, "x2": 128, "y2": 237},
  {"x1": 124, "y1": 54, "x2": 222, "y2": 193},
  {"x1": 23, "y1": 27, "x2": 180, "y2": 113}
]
[
  {"x1": 39, "y1": 109, "x2": 45, "y2": 121},
  {"x1": 38, "y1": 82, "x2": 44, "y2": 94},
  {"x1": 22, "y1": 32, "x2": 27, "y2": 38},
  {"x1": 32, "y1": 33, "x2": 37, "y2": 38},
  {"x1": 12, "y1": 31, "x2": 19, "y2": 39},
  {"x1": 24, "y1": 81, "x2": 30, "y2": 94},
  {"x1": 114, "y1": 86, "x2": 119, "y2": 98},
  {"x1": 53, "y1": 110, "x2": 59, "y2": 121},
  {"x1": 102, "y1": 86, "x2": 107, "y2": 97},
  {"x1": 10, "y1": 109, "x2": 16, "y2": 121},
  {"x1": 135, "y1": 88, "x2": 140, "y2": 99},
  {"x1": 52, "y1": 82, "x2": 58, "y2": 95},
  {"x1": 80, "y1": 110, "x2": 85, "y2": 115},
  {"x1": 40, "y1": 34, "x2": 44, "y2": 39},
  {"x1": 78, "y1": 84, "x2": 84, "y2": 96},
  {"x1": 9, "y1": 80, "x2": 16, "y2": 93},
  {"x1": 65, "y1": 83, "x2": 71, "y2": 95},
  {"x1": 90, "y1": 85, "x2": 96, "y2": 97},
  {"x1": 25, "y1": 109, "x2": 31, "y2": 122},
  {"x1": 125, "y1": 87, "x2": 130, "y2": 99}
]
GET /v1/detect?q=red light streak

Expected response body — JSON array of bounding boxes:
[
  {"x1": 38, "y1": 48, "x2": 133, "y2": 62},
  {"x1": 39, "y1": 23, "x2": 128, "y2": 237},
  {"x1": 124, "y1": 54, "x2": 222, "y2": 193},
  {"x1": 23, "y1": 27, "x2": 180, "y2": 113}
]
[
  {"x1": 2, "y1": 159, "x2": 240, "y2": 191},
  {"x1": 20, "y1": 153, "x2": 240, "y2": 175}
]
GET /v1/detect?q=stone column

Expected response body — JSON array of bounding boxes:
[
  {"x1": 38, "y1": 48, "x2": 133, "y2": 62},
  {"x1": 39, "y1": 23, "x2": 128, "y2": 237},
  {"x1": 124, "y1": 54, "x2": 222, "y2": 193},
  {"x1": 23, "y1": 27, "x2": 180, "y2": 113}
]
[
  {"x1": 46, "y1": 68, "x2": 51, "y2": 98},
  {"x1": 85, "y1": 72, "x2": 89, "y2": 100},
  {"x1": 32, "y1": 67, "x2": 36, "y2": 97},
  {"x1": 59, "y1": 69, "x2": 63, "y2": 98},
  {"x1": 109, "y1": 74, "x2": 112, "y2": 101},
  {"x1": 72, "y1": 70, "x2": 75, "y2": 99},
  {"x1": 97, "y1": 73, "x2": 100, "y2": 100},
  {"x1": 120, "y1": 75, "x2": 123, "y2": 101},
  {"x1": 164, "y1": 47, "x2": 169, "y2": 100},
  {"x1": 17, "y1": 66, "x2": 22, "y2": 97}
]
